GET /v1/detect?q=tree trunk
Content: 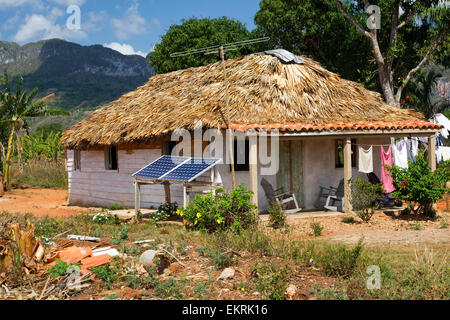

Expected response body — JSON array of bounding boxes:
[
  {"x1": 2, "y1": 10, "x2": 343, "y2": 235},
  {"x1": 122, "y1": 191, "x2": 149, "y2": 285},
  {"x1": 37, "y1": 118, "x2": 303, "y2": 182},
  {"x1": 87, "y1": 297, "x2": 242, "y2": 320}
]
[
  {"x1": 4, "y1": 127, "x2": 15, "y2": 190},
  {"x1": 378, "y1": 65, "x2": 397, "y2": 107}
]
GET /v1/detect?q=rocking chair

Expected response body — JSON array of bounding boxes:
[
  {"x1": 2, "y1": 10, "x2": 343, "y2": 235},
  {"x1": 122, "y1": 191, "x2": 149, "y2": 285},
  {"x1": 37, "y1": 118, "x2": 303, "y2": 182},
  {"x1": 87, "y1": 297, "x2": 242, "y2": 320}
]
[
  {"x1": 261, "y1": 178, "x2": 302, "y2": 214},
  {"x1": 317, "y1": 179, "x2": 345, "y2": 212}
]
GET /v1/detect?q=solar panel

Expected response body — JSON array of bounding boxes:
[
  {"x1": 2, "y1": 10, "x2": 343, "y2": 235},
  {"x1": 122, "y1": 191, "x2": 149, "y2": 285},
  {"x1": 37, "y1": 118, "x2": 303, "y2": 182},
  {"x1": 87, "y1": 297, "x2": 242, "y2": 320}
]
[
  {"x1": 160, "y1": 158, "x2": 221, "y2": 182},
  {"x1": 132, "y1": 156, "x2": 189, "y2": 179}
]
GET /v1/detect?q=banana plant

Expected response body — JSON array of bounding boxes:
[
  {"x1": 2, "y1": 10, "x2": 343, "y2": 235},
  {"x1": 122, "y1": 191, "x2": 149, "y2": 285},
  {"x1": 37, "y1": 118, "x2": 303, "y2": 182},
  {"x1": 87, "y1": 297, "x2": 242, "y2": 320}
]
[{"x1": 0, "y1": 71, "x2": 69, "y2": 189}]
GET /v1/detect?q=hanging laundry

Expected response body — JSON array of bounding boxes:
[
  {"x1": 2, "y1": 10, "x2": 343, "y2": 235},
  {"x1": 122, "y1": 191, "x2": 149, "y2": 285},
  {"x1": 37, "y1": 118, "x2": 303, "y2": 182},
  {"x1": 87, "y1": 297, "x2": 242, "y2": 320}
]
[
  {"x1": 432, "y1": 114, "x2": 450, "y2": 139},
  {"x1": 393, "y1": 140, "x2": 408, "y2": 169},
  {"x1": 410, "y1": 137, "x2": 419, "y2": 160},
  {"x1": 436, "y1": 147, "x2": 450, "y2": 163},
  {"x1": 358, "y1": 146, "x2": 373, "y2": 173},
  {"x1": 381, "y1": 146, "x2": 395, "y2": 194},
  {"x1": 418, "y1": 137, "x2": 429, "y2": 147},
  {"x1": 442, "y1": 148, "x2": 450, "y2": 162}
]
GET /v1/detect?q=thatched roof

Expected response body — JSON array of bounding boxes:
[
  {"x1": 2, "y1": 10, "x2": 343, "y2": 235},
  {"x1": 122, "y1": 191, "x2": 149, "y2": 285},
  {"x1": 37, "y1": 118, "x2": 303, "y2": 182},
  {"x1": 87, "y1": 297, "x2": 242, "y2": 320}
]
[{"x1": 62, "y1": 51, "x2": 425, "y2": 149}]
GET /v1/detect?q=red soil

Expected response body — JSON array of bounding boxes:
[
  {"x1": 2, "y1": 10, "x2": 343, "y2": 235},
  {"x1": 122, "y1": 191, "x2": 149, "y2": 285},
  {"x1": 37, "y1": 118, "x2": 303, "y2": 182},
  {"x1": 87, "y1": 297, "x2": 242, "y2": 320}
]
[{"x1": 0, "y1": 188, "x2": 90, "y2": 217}]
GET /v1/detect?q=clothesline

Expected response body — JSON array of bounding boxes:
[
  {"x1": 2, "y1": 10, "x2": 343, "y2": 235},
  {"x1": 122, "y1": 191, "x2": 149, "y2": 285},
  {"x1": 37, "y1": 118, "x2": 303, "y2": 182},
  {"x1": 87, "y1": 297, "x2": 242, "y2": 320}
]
[{"x1": 351, "y1": 143, "x2": 391, "y2": 147}]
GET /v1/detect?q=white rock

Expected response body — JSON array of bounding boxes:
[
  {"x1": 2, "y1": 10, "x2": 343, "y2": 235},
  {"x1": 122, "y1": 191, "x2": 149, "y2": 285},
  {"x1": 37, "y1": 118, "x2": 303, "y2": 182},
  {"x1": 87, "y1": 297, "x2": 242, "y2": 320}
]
[
  {"x1": 139, "y1": 250, "x2": 160, "y2": 267},
  {"x1": 286, "y1": 284, "x2": 297, "y2": 298},
  {"x1": 217, "y1": 268, "x2": 235, "y2": 281}
]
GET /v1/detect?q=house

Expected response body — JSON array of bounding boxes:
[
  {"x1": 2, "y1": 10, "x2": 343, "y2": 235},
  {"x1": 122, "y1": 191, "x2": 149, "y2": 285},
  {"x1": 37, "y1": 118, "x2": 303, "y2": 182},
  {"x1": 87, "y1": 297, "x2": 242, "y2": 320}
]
[{"x1": 61, "y1": 49, "x2": 442, "y2": 214}]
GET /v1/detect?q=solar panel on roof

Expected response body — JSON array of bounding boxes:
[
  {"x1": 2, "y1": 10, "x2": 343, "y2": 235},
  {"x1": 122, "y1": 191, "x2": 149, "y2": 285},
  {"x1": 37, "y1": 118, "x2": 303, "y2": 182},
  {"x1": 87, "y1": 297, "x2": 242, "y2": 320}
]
[
  {"x1": 160, "y1": 158, "x2": 220, "y2": 182},
  {"x1": 132, "y1": 156, "x2": 189, "y2": 179}
]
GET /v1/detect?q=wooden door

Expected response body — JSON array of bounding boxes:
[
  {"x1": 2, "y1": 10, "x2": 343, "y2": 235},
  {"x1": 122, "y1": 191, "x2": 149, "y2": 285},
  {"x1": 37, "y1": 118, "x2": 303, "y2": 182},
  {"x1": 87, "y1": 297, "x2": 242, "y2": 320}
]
[{"x1": 277, "y1": 140, "x2": 304, "y2": 207}]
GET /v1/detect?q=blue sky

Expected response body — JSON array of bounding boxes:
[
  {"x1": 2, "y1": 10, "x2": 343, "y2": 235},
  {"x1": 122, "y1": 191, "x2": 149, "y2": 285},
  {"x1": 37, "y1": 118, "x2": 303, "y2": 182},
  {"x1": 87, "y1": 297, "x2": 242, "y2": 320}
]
[{"x1": 0, "y1": 0, "x2": 261, "y2": 56}]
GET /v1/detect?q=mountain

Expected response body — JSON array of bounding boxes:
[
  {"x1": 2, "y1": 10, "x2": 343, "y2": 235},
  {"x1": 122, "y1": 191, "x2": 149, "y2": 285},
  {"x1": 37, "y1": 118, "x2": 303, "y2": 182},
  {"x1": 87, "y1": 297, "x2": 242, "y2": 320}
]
[{"x1": 0, "y1": 39, "x2": 154, "y2": 110}]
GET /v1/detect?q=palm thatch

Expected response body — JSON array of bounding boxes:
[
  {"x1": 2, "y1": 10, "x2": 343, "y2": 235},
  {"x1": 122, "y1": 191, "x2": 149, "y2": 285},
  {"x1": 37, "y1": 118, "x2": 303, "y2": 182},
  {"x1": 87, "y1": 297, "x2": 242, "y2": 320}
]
[{"x1": 62, "y1": 52, "x2": 424, "y2": 149}]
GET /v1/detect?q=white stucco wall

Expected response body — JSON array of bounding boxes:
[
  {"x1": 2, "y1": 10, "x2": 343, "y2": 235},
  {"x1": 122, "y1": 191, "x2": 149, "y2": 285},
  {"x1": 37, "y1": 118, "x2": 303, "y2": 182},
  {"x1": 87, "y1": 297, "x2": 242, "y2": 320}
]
[
  {"x1": 302, "y1": 137, "x2": 389, "y2": 209},
  {"x1": 67, "y1": 148, "x2": 184, "y2": 208},
  {"x1": 67, "y1": 136, "x2": 389, "y2": 211}
]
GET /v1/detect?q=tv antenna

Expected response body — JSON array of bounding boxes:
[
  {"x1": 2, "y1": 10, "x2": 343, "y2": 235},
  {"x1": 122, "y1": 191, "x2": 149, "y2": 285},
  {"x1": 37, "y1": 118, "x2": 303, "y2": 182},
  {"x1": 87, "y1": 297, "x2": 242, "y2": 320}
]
[{"x1": 171, "y1": 37, "x2": 270, "y2": 189}]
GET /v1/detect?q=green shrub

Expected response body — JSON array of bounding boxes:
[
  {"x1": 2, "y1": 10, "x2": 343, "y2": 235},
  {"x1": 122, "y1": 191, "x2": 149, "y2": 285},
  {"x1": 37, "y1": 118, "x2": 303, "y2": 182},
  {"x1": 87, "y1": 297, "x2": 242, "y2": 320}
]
[
  {"x1": 350, "y1": 178, "x2": 384, "y2": 223},
  {"x1": 45, "y1": 259, "x2": 80, "y2": 279},
  {"x1": 108, "y1": 204, "x2": 125, "y2": 211},
  {"x1": 91, "y1": 264, "x2": 118, "y2": 289},
  {"x1": 440, "y1": 218, "x2": 448, "y2": 229},
  {"x1": 179, "y1": 183, "x2": 257, "y2": 233},
  {"x1": 92, "y1": 212, "x2": 121, "y2": 225},
  {"x1": 341, "y1": 217, "x2": 356, "y2": 224},
  {"x1": 314, "y1": 239, "x2": 364, "y2": 278},
  {"x1": 310, "y1": 222, "x2": 323, "y2": 237},
  {"x1": 268, "y1": 201, "x2": 287, "y2": 229},
  {"x1": 149, "y1": 202, "x2": 178, "y2": 222},
  {"x1": 388, "y1": 150, "x2": 449, "y2": 217},
  {"x1": 251, "y1": 263, "x2": 289, "y2": 300}
]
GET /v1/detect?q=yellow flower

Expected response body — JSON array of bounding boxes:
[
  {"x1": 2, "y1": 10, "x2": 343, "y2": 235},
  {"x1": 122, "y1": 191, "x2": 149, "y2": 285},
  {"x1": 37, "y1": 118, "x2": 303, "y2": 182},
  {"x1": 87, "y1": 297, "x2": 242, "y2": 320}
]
[
  {"x1": 241, "y1": 288, "x2": 245, "y2": 292},
  {"x1": 196, "y1": 213, "x2": 202, "y2": 218},
  {"x1": 176, "y1": 209, "x2": 181, "y2": 215},
  {"x1": 194, "y1": 220, "x2": 198, "y2": 225},
  {"x1": 180, "y1": 212, "x2": 184, "y2": 217}
]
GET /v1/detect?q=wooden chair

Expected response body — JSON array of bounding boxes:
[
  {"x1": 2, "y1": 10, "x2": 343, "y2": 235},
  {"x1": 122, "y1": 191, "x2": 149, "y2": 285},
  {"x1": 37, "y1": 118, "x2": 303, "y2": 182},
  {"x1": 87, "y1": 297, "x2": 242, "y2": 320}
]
[
  {"x1": 318, "y1": 179, "x2": 345, "y2": 212},
  {"x1": 261, "y1": 178, "x2": 302, "y2": 214}
]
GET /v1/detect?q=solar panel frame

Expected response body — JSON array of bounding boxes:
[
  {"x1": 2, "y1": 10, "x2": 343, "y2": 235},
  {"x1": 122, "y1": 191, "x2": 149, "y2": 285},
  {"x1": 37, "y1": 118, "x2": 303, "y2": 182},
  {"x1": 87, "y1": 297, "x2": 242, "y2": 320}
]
[
  {"x1": 132, "y1": 156, "x2": 221, "y2": 183},
  {"x1": 132, "y1": 155, "x2": 190, "y2": 180},
  {"x1": 159, "y1": 158, "x2": 221, "y2": 182}
]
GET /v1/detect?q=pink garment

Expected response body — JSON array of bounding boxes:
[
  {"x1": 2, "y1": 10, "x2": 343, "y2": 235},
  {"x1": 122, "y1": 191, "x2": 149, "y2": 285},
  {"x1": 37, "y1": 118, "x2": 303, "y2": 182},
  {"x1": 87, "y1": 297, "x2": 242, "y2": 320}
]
[{"x1": 381, "y1": 146, "x2": 395, "y2": 193}]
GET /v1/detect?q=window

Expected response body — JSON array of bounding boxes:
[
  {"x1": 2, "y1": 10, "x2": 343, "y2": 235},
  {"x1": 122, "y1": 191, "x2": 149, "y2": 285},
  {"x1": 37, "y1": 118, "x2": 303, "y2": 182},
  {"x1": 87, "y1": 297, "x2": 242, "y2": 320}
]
[
  {"x1": 105, "y1": 146, "x2": 118, "y2": 171},
  {"x1": 335, "y1": 139, "x2": 357, "y2": 168},
  {"x1": 163, "y1": 141, "x2": 177, "y2": 156},
  {"x1": 74, "y1": 150, "x2": 81, "y2": 171},
  {"x1": 231, "y1": 139, "x2": 249, "y2": 172}
]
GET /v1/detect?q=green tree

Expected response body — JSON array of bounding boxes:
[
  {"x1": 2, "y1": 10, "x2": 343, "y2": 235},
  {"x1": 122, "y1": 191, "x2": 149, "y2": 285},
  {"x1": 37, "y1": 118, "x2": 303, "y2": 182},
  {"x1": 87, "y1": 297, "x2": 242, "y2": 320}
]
[
  {"x1": 0, "y1": 71, "x2": 68, "y2": 189},
  {"x1": 148, "y1": 17, "x2": 264, "y2": 74},
  {"x1": 403, "y1": 66, "x2": 449, "y2": 119},
  {"x1": 388, "y1": 150, "x2": 449, "y2": 217},
  {"x1": 254, "y1": 0, "x2": 375, "y2": 88},
  {"x1": 255, "y1": 0, "x2": 449, "y2": 105},
  {"x1": 332, "y1": 0, "x2": 449, "y2": 107}
]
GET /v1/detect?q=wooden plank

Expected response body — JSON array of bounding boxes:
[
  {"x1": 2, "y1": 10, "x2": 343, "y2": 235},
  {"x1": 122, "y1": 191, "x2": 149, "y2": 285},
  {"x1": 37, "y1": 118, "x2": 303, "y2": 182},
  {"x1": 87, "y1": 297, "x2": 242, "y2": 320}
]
[
  {"x1": 343, "y1": 137, "x2": 353, "y2": 213},
  {"x1": 135, "y1": 182, "x2": 141, "y2": 216},
  {"x1": 249, "y1": 137, "x2": 258, "y2": 210},
  {"x1": 290, "y1": 140, "x2": 304, "y2": 207},
  {"x1": 428, "y1": 135, "x2": 436, "y2": 172}
]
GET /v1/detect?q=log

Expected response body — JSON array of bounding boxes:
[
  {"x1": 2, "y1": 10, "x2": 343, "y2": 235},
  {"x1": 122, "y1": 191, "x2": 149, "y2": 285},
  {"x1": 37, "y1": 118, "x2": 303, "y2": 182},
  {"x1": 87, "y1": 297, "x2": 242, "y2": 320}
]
[{"x1": 0, "y1": 223, "x2": 37, "y2": 275}]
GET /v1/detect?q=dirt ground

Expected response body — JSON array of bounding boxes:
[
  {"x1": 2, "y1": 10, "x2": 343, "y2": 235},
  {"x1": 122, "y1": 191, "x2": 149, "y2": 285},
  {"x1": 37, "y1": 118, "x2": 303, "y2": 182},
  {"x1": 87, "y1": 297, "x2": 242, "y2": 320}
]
[
  {"x1": 0, "y1": 187, "x2": 449, "y2": 246},
  {"x1": 275, "y1": 211, "x2": 450, "y2": 247},
  {"x1": 0, "y1": 188, "x2": 90, "y2": 217}
]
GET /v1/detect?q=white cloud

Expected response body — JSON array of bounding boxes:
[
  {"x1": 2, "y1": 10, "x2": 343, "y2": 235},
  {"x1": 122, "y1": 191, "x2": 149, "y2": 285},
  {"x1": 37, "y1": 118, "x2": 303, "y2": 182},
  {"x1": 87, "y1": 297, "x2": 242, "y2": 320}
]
[
  {"x1": 111, "y1": 3, "x2": 148, "y2": 41},
  {"x1": 0, "y1": 0, "x2": 38, "y2": 8},
  {"x1": 103, "y1": 42, "x2": 147, "y2": 57},
  {"x1": 2, "y1": 14, "x2": 20, "y2": 31},
  {"x1": 12, "y1": 13, "x2": 87, "y2": 43},
  {"x1": 48, "y1": 0, "x2": 86, "y2": 6},
  {"x1": 0, "y1": 0, "x2": 86, "y2": 10}
]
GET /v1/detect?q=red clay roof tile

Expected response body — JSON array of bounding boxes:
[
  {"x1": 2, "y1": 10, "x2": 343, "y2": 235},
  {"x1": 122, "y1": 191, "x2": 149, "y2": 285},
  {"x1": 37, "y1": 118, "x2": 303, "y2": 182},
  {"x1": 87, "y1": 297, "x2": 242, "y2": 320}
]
[{"x1": 227, "y1": 120, "x2": 442, "y2": 133}]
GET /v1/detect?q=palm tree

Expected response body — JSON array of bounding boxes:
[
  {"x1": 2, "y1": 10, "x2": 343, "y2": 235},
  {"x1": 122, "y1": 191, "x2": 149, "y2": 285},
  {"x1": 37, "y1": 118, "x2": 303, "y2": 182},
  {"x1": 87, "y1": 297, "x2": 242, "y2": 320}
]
[
  {"x1": 404, "y1": 66, "x2": 449, "y2": 119},
  {"x1": 0, "y1": 71, "x2": 68, "y2": 189}
]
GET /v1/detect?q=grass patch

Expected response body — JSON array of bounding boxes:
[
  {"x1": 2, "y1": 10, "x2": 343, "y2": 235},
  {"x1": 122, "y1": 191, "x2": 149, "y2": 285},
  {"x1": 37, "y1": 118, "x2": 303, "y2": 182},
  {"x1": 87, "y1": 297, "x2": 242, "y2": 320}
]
[
  {"x1": 1, "y1": 211, "x2": 447, "y2": 300},
  {"x1": 11, "y1": 160, "x2": 67, "y2": 189},
  {"x1": 341, "y1": 217, "x2": 356, "y2": 224},
  {"x1": 310, "y1": 222, "x2": 323, "y2": 237}
]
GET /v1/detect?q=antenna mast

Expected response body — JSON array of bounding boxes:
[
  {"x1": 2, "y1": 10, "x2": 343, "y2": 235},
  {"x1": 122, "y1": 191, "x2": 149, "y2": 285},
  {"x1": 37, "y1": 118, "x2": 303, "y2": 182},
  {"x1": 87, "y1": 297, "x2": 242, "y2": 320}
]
[{"x1": 171, "y1": 37, "x2": 270, "y2": 190}]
